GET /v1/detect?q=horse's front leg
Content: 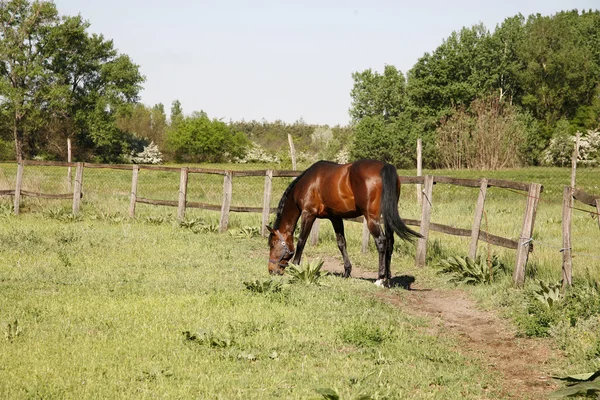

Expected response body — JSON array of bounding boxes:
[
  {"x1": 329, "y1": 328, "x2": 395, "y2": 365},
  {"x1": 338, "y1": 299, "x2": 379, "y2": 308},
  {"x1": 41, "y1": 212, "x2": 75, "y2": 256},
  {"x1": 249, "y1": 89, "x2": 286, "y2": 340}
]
[
  {"x1": 291, "y1": 212, "x2": 316, "y2": 265},
  {"x1": 330, "y1": 217, "x2": 353, "y2": 278}
]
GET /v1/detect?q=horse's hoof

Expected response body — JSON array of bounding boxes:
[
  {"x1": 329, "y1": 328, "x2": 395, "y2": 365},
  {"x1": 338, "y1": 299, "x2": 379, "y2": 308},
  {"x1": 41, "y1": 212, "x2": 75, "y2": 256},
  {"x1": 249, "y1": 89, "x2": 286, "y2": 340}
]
[{"x1": 374, "y1": 279, "x2": 386, "y2": 287}]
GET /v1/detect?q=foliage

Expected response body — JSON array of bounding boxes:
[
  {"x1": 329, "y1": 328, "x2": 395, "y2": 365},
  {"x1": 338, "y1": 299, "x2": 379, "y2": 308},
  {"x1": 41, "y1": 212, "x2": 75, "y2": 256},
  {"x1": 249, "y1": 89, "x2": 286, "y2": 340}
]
[
  {"x1": 550, "y1": 370, "x2": 600, "y2": 399},
  {"x1": 350, "y1": 65, "x2": 407, "y2": 122},
  {"x1": 228, "y1": 226, "x2": 260, "y2": 239},
  {"x1": 532, "y1": 280, "x2": 563, "y2": 308},
  {"x1": 234, "y1": 142, "x2": 279, "y2": 164},
  {"x1": 287, "y1": 258, "x2": 327, "y2": 285},
  {"x1": 167, "y1": 112, "x2": 249, "y2": 163},
  {"x1": 0, "y1": 0, "x2": 144, "y2": 162},
  {"x1": 125, "y1": 141, "x2": 163, "y2": 164},
  {"x1": 435, "y1": 254, "x2": 506, "y2": 285},
  {"x1": 243, "y1": 279, "x2": 282, "y2": 294},
  {"x1": 183, "y1": 329, "x2": 233, "y2": 348},
  {"x1": 436, "y1": 96, "x2": 532, "y2": 169},
  {"x1": 542, "y1": 128, "x2": 600, "y2": 167}
]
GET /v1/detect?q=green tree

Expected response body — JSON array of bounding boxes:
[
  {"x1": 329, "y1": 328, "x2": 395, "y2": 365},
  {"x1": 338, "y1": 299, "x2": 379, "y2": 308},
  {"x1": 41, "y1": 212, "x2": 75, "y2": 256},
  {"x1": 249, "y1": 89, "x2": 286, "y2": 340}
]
[
  {"x1": 0, "y1": 0, "x2": 60, "y2": 161},
  {"x1": 349, "y1": 65, "x2": 407, "y2": 121},
  {"x1": 167, "y1": 112, "x2": 249, "y2": 162}
]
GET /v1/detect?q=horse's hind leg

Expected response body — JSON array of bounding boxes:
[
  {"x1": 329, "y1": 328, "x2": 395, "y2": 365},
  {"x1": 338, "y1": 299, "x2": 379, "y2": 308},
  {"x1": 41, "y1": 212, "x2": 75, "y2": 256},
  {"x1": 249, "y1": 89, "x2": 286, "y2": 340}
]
[
  {"x1": 291, "y1": 211, "x2": 316, "y2": 265},
  {"x1": 384, "y1": 224, "x2": 395, "y2": 280},
  {"x1": 330, "y1": 217, "x2": 352, "y2": 278},
  {"x1": 366, "y1": 216, "x2": 387, "y2": 283}
]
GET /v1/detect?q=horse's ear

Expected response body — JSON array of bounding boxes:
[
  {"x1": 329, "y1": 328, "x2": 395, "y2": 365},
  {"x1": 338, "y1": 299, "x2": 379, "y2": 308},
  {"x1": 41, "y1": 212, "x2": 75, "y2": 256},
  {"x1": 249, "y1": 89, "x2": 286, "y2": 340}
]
[{"x1": 265, "y1": 225, "x2": 274, "y2": 234}]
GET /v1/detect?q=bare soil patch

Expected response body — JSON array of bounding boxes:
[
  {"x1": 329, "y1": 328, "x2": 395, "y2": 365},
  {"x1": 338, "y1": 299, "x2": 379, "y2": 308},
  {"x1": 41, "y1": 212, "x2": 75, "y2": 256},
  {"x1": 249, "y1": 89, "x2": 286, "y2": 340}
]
[{"x1": 321, "y1": 257, "x2": 560, "y2": 399}]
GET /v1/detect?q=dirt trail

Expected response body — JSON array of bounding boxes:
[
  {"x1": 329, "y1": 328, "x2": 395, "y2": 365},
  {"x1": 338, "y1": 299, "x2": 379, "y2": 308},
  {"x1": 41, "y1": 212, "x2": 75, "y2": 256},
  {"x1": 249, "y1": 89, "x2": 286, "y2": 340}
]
[{"x1": 321, "y1": 258, "x2": 559, "y2": 399}]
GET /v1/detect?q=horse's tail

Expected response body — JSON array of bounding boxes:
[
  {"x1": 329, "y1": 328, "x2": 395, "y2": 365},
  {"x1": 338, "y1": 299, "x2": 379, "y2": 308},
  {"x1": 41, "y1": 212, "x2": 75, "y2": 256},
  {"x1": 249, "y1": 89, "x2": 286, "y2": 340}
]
[{"x1": 380, "y1": 163, "x2": 423, "y2": 242}]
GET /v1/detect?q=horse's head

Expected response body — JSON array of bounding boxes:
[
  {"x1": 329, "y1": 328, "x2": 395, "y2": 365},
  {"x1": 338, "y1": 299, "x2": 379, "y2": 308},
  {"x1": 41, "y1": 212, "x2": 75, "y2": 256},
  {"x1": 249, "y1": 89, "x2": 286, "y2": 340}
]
[{"x1": 266, "y1": 226, "x2": 295, "y2": 275}]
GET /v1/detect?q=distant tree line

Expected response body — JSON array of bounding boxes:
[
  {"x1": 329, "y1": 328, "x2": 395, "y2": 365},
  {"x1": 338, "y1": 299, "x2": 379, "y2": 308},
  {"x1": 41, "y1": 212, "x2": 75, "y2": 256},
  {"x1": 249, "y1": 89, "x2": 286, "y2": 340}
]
[
  {"x1": 350, "y1": 10, "x2": 600, "y2": 168},
  {"x1": 1, "y1": 2, "x2": 598, "y2": 168}
]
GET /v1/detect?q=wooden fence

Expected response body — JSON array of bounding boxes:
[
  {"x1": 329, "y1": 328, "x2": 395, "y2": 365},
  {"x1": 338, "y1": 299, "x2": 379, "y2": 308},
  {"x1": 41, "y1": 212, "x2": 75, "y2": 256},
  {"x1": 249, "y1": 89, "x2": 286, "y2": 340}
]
[
  {"x1": 1, "y1": 160, "x2": 545, "y2": 285},
  {"x1": 562, "y1": 187, "x2": 600, "y2": 286}
]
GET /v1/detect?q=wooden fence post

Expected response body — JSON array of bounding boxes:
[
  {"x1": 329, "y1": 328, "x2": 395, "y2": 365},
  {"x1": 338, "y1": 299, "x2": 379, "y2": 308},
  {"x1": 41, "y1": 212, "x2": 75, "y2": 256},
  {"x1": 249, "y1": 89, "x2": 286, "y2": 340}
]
[
  {"x1": 416, "y1": 175, "x2": 434, "y2": 267},
  {"x1": 287, "y1": 134, "x2": 297, "y2": 171},
  {"x1": 310, "y1": 219, "x2": 320, "y2": 246},
  {"x1": 261, "y1": 170, "x2": 273, "y2": 236},
  {"x1": 416, "y1": 138, "x2": 423, "y2": 206},
  {"x1": 361, "y1": 218, "x2": 370, "y2": 253},
  {"x1": 67, "y1": 138, "x2": 72, "y2": 190},
  {"x1": 561, "y1": 186, "x2": 573, "y2": 287},
  {"x1": 72, "y1": 162, "x2": 84, "y2": 215},
  {"x1": 513, "y1": 182, "x2": 542, "y2": 286},
  {"x1": 129, "y1": 165, "x2": 139, "y2": 218},
  {"x1": 219, "y1": 171, "x2": 233, "y2": 233},
  {"x1": 13, "y1": 162, "x2": 24, "y2": 215},
  {"x1": 177, "y1": 167, "x2": 189, "y2": 221},
  {"x1": 596, "y1": 199, "x2": 600, "y2": 230},
  {"x1": 468, "y1": 178, "x2": 488, "y2": 259}
]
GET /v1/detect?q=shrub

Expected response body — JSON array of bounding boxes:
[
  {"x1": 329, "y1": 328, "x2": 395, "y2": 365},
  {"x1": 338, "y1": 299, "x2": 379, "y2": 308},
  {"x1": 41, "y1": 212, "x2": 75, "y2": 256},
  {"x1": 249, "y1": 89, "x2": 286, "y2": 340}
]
[
  {"x1": 126, "y1": 141, "x2": 163, "y2": 164},
  {"x1": 287, "y1": 258, "x2": 327, "y2": 285},
  {"x1": 434, "y1": 254, "x2": 506, "y2": 285}
]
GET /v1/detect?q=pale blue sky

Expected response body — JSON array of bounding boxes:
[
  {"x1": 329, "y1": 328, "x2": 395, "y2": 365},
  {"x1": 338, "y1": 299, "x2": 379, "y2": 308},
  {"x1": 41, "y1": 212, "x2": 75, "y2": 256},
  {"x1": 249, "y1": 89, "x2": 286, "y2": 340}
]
[{"x1": 54, "y1": 1, "x2": 598, "y2": 126}]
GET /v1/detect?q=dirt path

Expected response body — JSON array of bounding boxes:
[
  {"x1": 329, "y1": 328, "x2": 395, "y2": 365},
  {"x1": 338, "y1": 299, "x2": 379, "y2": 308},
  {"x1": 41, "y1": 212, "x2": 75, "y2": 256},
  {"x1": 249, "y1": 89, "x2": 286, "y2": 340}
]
[{"x1": 321, "y1": 258, "x2": 560, "y2": 399}]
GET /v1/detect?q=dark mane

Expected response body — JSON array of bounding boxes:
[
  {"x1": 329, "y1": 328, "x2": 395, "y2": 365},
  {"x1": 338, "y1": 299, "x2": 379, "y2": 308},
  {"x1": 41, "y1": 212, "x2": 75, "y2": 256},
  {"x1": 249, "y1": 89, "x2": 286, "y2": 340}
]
[{"x1": 272, "y1": 169, "x2": 309, "y2": 230}]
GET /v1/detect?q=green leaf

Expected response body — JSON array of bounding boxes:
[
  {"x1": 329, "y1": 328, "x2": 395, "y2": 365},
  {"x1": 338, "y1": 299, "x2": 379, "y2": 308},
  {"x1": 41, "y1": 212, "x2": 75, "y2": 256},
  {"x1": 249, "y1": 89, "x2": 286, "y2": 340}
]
[{"x1": 315, "y1": 388, "x2": 340, "y2": 400}]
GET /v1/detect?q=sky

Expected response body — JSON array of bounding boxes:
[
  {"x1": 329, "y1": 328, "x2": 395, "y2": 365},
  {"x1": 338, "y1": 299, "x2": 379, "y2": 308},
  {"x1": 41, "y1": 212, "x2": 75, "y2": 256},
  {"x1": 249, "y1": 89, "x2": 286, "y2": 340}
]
[{"x1": 53, "y1": 0, "x2": 598, "y2": 126}]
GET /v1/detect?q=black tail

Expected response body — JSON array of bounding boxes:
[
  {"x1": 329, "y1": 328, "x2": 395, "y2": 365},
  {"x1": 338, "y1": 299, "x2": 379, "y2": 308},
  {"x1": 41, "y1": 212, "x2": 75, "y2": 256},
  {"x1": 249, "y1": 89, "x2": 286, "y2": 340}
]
[{"x1": 380, "y1": 164, "x2": 423, "y2": 242}]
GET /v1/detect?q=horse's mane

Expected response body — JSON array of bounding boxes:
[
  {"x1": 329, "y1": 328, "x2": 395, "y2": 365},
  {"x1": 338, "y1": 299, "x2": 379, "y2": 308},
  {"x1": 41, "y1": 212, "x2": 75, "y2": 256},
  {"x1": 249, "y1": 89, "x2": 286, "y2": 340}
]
[{"x1": 272, "y1": 168, "x2": 309, "y2": 230}]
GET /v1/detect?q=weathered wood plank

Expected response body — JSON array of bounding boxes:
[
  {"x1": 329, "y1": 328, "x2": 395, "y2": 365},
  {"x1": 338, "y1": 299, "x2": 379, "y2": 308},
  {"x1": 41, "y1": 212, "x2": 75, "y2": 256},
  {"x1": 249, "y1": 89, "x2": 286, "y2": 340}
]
[
  {"x1": 513, "y1": 183, "x2": 542, "y2": 286},
  {"x1": 469, "y1": 179, "x2": 488, "y2": 259},
  {"x1": 129, "y1": 165, "x2": 139, "y2": 218},
  {"x1": 572, "y1": 188, "x2": 600, "y2": 207},
  {"x1": 261, "y1": 170, "x2": 273, "y2": 236},
  {"x1": 20, "y1": 190, "x2": 72, "y2": 199},
  {"x1": 562, "y1": 186, "x2": 573, "y2": 287}
]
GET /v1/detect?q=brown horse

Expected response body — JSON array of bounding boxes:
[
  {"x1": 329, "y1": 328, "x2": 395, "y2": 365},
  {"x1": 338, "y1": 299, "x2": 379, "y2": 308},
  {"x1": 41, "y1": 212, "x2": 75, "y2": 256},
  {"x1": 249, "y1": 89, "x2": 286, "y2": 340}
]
[{"x1": 267, "y1": 159, "x2": 421, "y2": 284}]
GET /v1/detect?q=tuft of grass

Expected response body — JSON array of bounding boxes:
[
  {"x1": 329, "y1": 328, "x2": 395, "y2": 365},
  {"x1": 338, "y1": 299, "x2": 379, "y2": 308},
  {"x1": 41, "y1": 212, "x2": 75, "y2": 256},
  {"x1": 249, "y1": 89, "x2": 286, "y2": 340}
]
[
  {"x1": 243, "y1": 279, "x2": 282, "y2": 294},
  {"x1": 435, "y1": 254, "x2": 506, "y2": 285},
  {"x1": 287, "y1": 258, "x2": 327, "y2": 285}
]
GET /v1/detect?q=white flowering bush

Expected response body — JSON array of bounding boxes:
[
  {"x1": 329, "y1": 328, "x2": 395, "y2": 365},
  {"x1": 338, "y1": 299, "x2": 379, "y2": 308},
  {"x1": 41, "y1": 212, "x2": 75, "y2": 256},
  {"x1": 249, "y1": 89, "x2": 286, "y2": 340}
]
[
  {"x1": 234, "y1": 142, "x2": 279, "y2": 164},
  {"x1": 126, "y1": 142, "x2": 163, "y2": 164},
  {"x1": 541, "y1": 130, "x2": 600, "y2": 167}
]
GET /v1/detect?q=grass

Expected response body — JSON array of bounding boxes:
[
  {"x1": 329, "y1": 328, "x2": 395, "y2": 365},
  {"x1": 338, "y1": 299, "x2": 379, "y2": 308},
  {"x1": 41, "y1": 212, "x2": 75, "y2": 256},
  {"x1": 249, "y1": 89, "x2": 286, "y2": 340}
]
[
  {"x1": 1, "y1": 162, "x2": 600, "y2": 395},
  {"x1": 0, "y1": 215, "x2": 497, "y2": 399}
]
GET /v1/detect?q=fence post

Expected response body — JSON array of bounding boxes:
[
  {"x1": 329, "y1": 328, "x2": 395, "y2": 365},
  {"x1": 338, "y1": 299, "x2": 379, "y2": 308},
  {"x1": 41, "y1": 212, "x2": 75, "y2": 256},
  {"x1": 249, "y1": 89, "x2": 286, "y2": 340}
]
[
  {"x1": 177, "y1": 167, "x2": 189, "y2": 221},
  {"x1": 219, "y1": 171, "x2": 233, "y2": 233},
  {"x1": 513, "y1": 182, "x2": 542, "y2": 286},
  {"x1": 416, "y1": 138, "x2": 422, "y2": 206},
  {"x1": 72, "y1": 162, "x2": 84, "y2": 215},
  {"x1": 561, "y1": 186, "x2": 573, "y2": 288},
  {"x1": 261, "y1": 170, "x2": 273, "y2": 236},
  {"x1": 416, "y1": 175, "x2": 434, "y2": 267},
  {"x1": 13, "y1": 162, "x2": 24, "y2": 215},
  {"x1": 596, "y1": 199, "x2": 600, "y2": 231},
  {"x1": 310, "y1": 219, "x2": 320, "y2": 246},
  {"x1": 129, "y1": 165, "x2": 139, "y2": 218},
  {"x1": 468, "y1": 178, "x2": 488, "y2": 259},
  {"x1": 67, "y1": 138, "x2": 72, "y2": 190},
  {"x1": 361, "y1": 218, "x2": 370, "y2": 253},
  {"x1": 287, "y1": 134, "x2": 297, "y2": 171}
]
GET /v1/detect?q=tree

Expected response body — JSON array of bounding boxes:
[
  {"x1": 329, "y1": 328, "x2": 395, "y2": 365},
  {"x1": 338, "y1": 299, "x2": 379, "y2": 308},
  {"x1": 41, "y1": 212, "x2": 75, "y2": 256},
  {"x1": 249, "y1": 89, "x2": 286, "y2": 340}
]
[
  {"x1": 167, "y1": 112, "x2": 249, "y2": 162},
  {"x1": 0, "y1": 0, "x2": 144, "y2": 162},
  {"x1": 349, "y1": 65, "x2": 407, "y2": 122},
  {"x1": 0, "y1": 0, "x2": 60, "y2": 161}
]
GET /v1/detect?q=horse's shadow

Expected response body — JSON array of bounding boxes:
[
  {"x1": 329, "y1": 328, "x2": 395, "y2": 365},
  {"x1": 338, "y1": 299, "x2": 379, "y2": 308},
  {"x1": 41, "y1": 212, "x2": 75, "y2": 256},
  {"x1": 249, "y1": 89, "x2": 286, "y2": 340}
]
[{"x1": 330, "y1": 273, "x2": 424, "y2": 290}]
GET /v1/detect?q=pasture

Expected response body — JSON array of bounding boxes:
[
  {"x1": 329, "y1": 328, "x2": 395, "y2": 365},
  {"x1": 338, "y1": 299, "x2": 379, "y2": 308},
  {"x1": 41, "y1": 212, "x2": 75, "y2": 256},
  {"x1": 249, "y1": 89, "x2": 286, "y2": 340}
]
[{"x1": 1, "y1": 163, "x2": 599, "y2": 398}]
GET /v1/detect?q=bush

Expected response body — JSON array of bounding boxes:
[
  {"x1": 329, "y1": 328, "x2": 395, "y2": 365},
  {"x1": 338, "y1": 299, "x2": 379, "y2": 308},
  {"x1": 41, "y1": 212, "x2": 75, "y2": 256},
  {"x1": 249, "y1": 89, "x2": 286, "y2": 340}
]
[{"x1": 434, "y1": 254, "x2": 507, "y2": 285}]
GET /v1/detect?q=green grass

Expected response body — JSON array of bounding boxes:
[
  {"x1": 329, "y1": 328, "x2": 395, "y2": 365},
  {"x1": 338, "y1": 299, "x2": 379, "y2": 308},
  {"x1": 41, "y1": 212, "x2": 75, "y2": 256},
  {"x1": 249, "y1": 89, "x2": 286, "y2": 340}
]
[
  {"x1": 1, "y1": 162, "x2": 600, "y2": 393},
  {"x1": 0, "y1": 215, "x2": 497, "y2": 399}
]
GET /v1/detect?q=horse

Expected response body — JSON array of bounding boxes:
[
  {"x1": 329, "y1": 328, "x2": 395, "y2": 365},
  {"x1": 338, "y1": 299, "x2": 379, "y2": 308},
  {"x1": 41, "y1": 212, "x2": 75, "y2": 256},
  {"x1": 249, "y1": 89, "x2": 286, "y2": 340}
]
[{"x1": 266, "y1": 159, "x2": 422, "y2": 285}]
